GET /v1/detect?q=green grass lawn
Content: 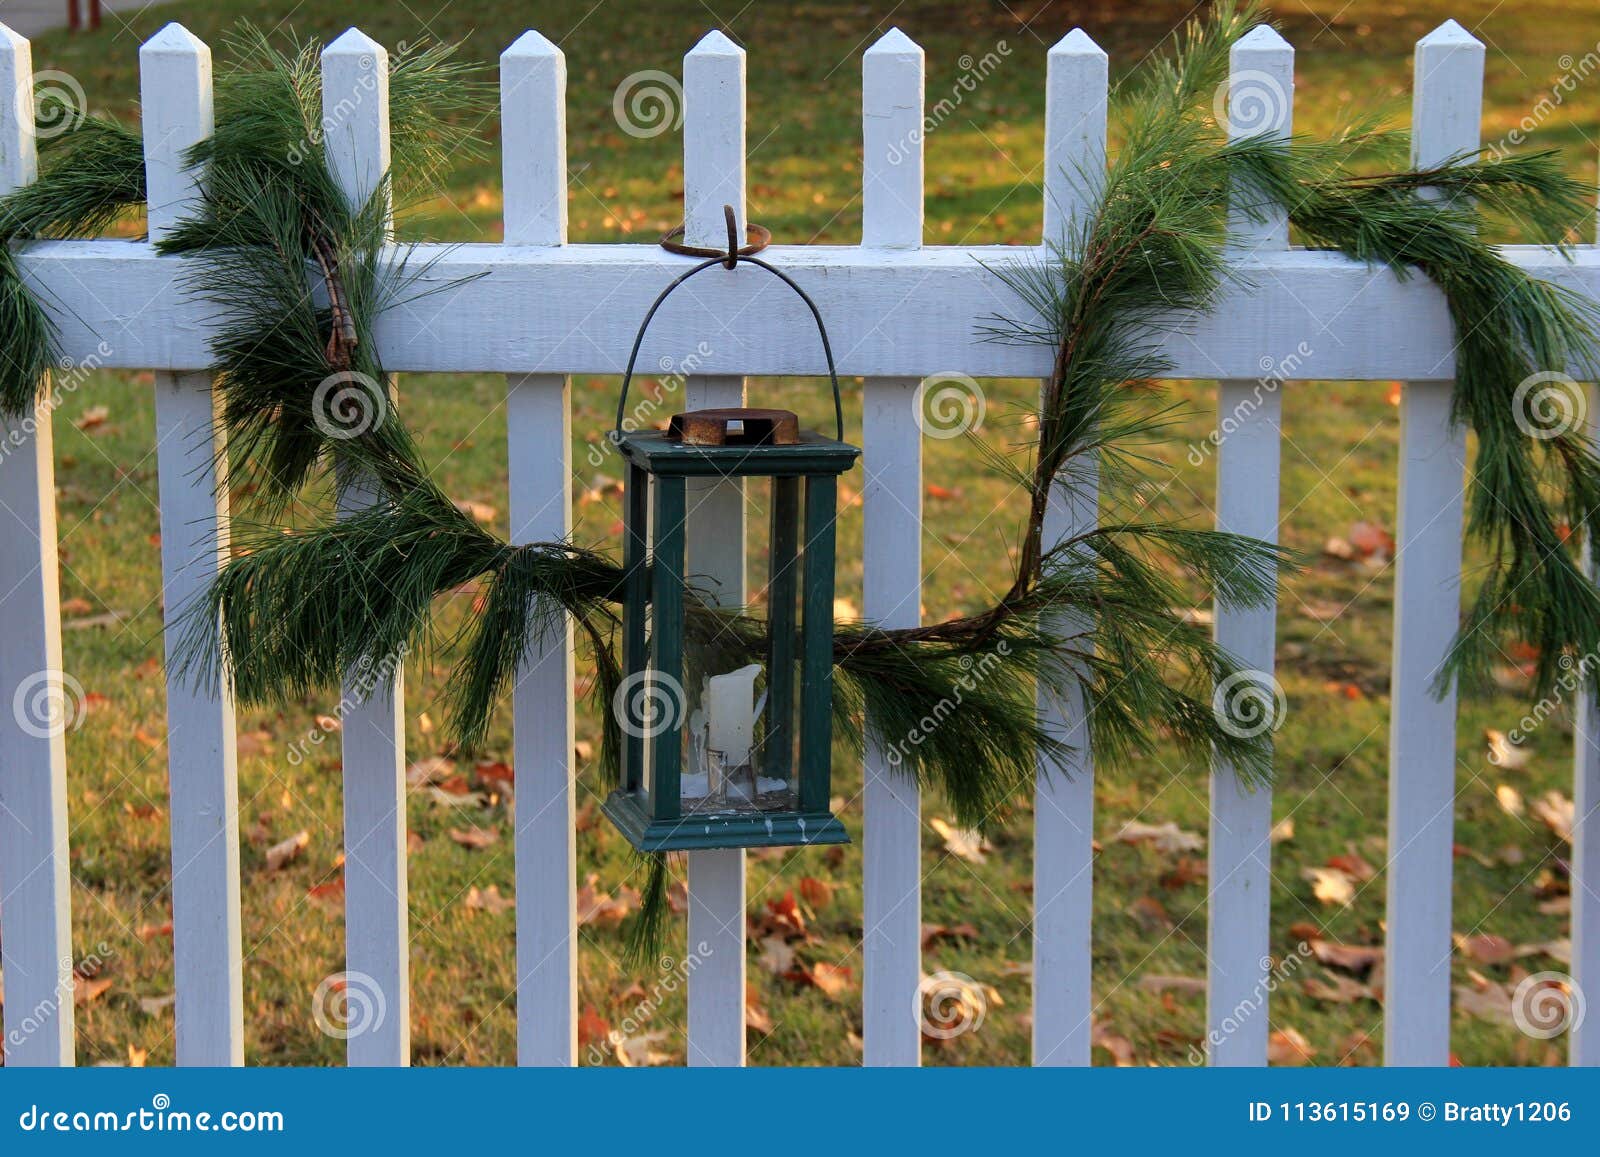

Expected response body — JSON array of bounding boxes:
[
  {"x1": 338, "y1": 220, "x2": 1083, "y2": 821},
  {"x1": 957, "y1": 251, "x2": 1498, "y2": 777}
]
[{"x1": 10, "y1": 0, "x2": 1599, "y2": 1066}]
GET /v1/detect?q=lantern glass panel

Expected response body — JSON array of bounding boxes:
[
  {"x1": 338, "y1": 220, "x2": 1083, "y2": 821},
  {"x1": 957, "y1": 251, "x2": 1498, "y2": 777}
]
[{"x1": 677, "y1": 475, "x2": 803, "y2": 817}]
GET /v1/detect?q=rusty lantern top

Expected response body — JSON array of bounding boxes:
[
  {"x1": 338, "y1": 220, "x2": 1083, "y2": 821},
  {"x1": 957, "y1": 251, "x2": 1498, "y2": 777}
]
[{"x1": 668, "y1": 407, "x2": 802, "y2": 447}]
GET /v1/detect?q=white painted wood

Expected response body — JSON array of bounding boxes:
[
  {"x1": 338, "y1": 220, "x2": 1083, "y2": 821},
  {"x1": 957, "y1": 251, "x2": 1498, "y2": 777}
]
[
  {"x1": 502, "y1": 30, "x2": 576, "y2": 1067},
  {"x1": 681, "y1": 30, "x2": 748, "y2": 1069},
  {"x1": 859, "y1": 28, "x2": 926, "y2": 1069},
  {"x1": 862, "y1": 29, "x2": 922, "y2": 249},
  {"x1": 0, "y1": 23, "x2": 74, "y2": 1068},
  {"x1": 141, "y1": 24, "x2": 245, "y2": 1068},
  {"x1": 1039, "y1": 29, "x2": 1106, "y2": 247},
  {"x1": 1032, "y1": 29, "x2": 1106, "y2": 1069},
  {"x1": 1205, "y1": 25, "x2": 1291, "y2": 1070},
  {"x1": 24, "y1": 241, "x2": 1600, "y2": 381},
  {"x1": 1384, "y1": 20, "x2": 1481, "y2": 1068},
  {"x1": 1574, "y1": 381, "x2": 1600, "y2": 1067},
  {"x1": 501, "y1": 31, "x2": 566, "y2": 247},
  {"x1": 322, "y1": 29, "x2": 409, "y2": 1068},
  {"x1": 861, "y1": 378, "x2": 923, "y2": 1066}
]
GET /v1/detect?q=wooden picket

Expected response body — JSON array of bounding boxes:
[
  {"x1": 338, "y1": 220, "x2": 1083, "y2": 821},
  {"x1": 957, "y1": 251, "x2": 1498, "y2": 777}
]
[
  {"x1": 860, "y1": 26, "x2": 926, "y2": 1069},
  {"x1": 0, "y1": 15, "x2": 1595, "y2": 1071}
]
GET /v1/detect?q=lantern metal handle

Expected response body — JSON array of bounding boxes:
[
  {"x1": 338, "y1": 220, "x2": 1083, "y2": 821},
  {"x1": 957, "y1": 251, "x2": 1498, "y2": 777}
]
[{"x1": 614, "y1": 207, "x2": 846, "y2": 441}]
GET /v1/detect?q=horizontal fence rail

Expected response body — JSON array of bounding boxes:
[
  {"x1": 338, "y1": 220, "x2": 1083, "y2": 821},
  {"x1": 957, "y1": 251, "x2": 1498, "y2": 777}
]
[{"x1": 0, "y1": 15, "x2": 1596, "y2": 1070}]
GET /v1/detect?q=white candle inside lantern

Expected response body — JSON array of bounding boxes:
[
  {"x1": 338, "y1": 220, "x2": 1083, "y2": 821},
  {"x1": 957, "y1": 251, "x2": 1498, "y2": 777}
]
[{"x1": 705, "y1": 663, "x2": 762, "y2": 796}]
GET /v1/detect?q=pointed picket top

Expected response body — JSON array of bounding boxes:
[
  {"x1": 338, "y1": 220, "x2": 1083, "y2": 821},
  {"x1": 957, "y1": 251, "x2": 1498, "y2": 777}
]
[
  {"x1": 866, "y1": 26, "x2": 921, "y2": 58},
  {"x1": 683, "y1": 28, "x2": 745, "y2": 248},
  {"x1": 1051, "y1": 27, "x2": 1106, "y2": 58},
  {"x1": 502, "y1": 29, "x2": 566, "y2": 246},
  {"x1": 689, "y1": 28, "x2": 743, "y2": 58},
  {"x1": 0, "y1": 23, "x2": 33, "y2": 193},
  {"x1": 1043, "y1": 27, "x2": 1108, "y2": 245},
  {"x1": 325, "y1": 25, "x2": 386, "y2": 58},
  {"x1": 141, "y1": 20, "x2": 208, "y2": 56},
  {"x1": 1235, "y1": 22, "x2": 1291, "y2": 52},
  {"x1": 862, "y1": 25, "x2": 923, "y2": 247},
  {"x1": 505, "y1": 28, "x2": 561, "y2": 58},
  {"x1": 1419, "y1": 17, "x2": 1482, "y2": 47},
  {"x1": 1411, "y1": 17, "x2": 1482, "y2": 171}
]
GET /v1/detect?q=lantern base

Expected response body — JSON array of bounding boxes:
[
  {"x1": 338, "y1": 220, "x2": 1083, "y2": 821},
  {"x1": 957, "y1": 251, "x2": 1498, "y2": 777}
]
[{"x1": 602, "y1": 791, "x2": 849, "y2": 852}]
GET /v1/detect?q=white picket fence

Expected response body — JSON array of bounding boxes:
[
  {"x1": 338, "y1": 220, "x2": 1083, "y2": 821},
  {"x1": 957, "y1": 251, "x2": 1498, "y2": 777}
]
[{"x1": 0, "y1": 16, "x2": 1596, "y2": 1069}]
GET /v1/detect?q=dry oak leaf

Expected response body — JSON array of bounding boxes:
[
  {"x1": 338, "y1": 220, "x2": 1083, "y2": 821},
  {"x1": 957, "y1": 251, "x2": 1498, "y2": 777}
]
[
  {"x1": 1309, "y1": 941, "x2": 1383, "y2": 974},
  {"x1": 465, "y1": 885, "x2": 515, "y2": 915},
  {"x1": 138, "y1": 993, "x2": 176, "y2": 1017},
  {"x1": 448, "y1": 826, "x2": 499, "y2": 850},
  {"x1": 264, "y1": 830, "x2": 310, "y2": 871},
  {"x1": 1268, "y1": 1027, "x2": 1317, "y2": 1066},
  {"x1": 1531, "y1": 791, "x2": 1574, "y2": 843},
  {"x1": 1302, "y1": 972, "x2": 1374, "y2": 1004},
  {"x1": 1115, "y1": 820, "x2": 1204, "y2": 855},
  {"x1": 1302, "y1": 866, "x2": 1356, "y2": 907},
  {"x1": 1090, "y1": 1019, "x2": 1135, "y2": 1066},
  {"x1": 1455, "y1": 932, "x2": 1515, "y2": 966},
  {"x1": 1486, "y1": 729, "x2": 1533, "y2": 771},
  {"x1": 576, "y1": 874, "x2": 637, "y2": 927},
  {"x1": 756, "y1": 935, "x2": 796, "y2": 975},
  {"x1": 577, "y1": 1006, "x2": 611, "y2": 1050},
  {"x1": 616, "y1": 1030, "x2": 676, "y2": 1067},
  {"x1": 406, "y1": 755, "x2": 456, "y2": 789},
  {"x1": 74, "y1": 977, "x2": 113, "y2": 1006},
  {"x1": 929, "y1": 817, "x2": 990, "y2": 864},
  {"x1": 799, "y1": 875, "x2": 834, "y2": 910}
]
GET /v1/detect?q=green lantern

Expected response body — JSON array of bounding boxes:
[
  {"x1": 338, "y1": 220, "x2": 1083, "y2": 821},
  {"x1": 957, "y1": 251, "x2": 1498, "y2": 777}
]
[{"x1": 601, "y1": 248, "x2": 857, "y2": 852}]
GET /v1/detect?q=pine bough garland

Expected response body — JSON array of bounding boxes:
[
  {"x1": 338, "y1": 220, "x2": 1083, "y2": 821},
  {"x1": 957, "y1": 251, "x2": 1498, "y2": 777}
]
[{"x1": 4, "y1": 4, "x2": 1599, "y2": 951}]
